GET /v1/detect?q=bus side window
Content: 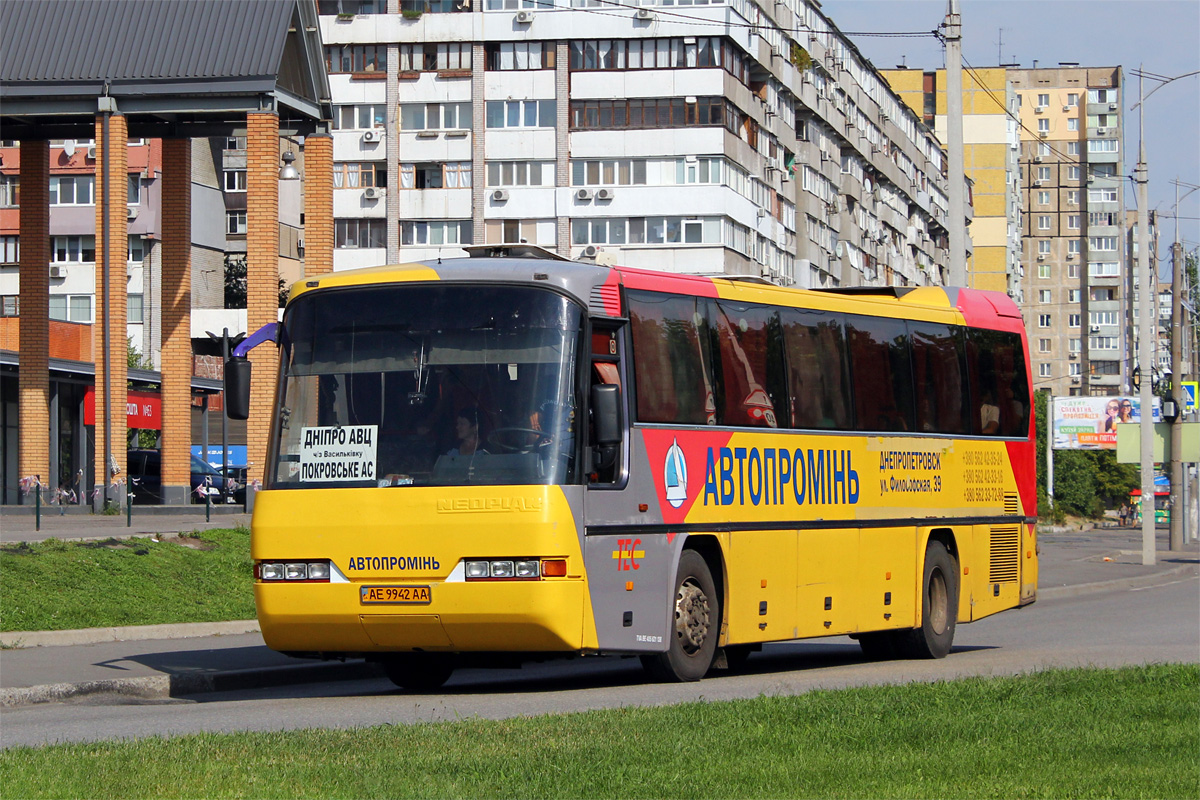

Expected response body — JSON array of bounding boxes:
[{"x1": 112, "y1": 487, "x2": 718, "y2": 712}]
[
  {"x1": 780, "y1": 308, "x2": 851, "y2": 430},
  {"x1": 966, "y1": 329, "x2": 1028, "y2": 437},
  {"x1": 627, "y1": 291, "x2": 714, "y2": 425},
  {"x1": 845, "y1": 314, "x2": 916, "y2": 433},
  {"x1": 710, "y1": 301, "x2": 786, "y2": 428},
  {"x1": 908, "y1": 322, "x2": 970, "y2": 434}
]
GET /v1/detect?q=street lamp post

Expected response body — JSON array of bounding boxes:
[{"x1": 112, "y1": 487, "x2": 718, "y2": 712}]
[{"x1": 1130, "y1": 67, "x2": 1200, "y2": 565}]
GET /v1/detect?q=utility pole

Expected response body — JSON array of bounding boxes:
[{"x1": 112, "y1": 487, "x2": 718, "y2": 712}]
[
  {"x1": 1135, "y1": 70, "x2": 1155, "y2": 566},
  {"x1": 1168, "y1": 179, "x2": 1198, "y2": 550},
  {"x1": 944, "y1": 0, "x2": 967, "y2": 287}
]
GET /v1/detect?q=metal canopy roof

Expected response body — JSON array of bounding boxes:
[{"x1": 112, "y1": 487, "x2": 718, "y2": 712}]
[{"x1": 0, "y1": 0, "x2": 331, "y2": 140}]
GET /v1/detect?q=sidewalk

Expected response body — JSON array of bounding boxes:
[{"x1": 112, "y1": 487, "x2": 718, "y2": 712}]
[
  {"x1": 0, "y1": 505, "x2": 250, "y2": 543},
  {"x1": 1, "y1": 522, "x2": 1196, "y2": 708}
]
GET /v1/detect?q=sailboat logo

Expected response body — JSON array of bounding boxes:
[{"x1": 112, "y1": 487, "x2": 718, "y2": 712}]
[{"x1": 664, "y1": 438, "x2": 688, "y2": 509}]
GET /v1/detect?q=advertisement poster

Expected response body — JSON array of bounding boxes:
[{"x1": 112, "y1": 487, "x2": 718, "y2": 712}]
[{"x1": 1052, "y1": 396, "x2": 1162, "y2": 450}]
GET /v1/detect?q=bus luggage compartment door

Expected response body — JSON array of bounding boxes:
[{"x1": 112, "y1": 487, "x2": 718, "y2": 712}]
[{"x1": 584, "y1": 531, "x2": 679, "y2": 652}]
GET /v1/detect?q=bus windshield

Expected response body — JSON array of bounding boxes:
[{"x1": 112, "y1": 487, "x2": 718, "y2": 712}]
[{"x1": 270, "y1": 284, "x2": 583, "y2": 489}]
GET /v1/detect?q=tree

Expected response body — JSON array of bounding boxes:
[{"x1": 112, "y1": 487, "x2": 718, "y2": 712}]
[
  {"x1": 1089, "y1": 449, "x2": 1139, "y2": 508},
  {"x1": 224, "y1": 253, "x2": 247, "y2": 309},
  {"x1": 224, "y1": 253, "x2": 288, "y2": 309}
]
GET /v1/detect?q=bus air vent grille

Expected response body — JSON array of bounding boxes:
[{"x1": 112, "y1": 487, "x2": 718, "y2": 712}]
[
  {"x1": 1003, "y1": 494, "x2": 1020, "y2": 516},
  {"x1": 989, "y1": 526, "x2": 1021, "y2": 584},
  {"x1": 590, "y1": 284, "x2": 622, "y2": 317}
]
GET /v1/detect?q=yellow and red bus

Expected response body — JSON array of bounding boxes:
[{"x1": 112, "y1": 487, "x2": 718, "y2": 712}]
[{"x1": 227, "y1": 247, "x2": 1037, "y2": 689}]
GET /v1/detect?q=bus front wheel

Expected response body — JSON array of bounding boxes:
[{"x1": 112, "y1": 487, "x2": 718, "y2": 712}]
[
  {"x1": 381, "y1": 653, "x2": 456, "y2": 692},
  {"x1": 897, "y1": 539, "x2": 959, "y2": 659},
  {"x1": 641, "y1": 550, "x2": 719, "y2": 682}
]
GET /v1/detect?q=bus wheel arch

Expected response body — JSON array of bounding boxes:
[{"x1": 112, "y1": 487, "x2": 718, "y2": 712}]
[
  {"x1": 898, "y1": 534, "x2": 960, "y2": 659},
  {"x1": 641, "y1": 542, "x2": 722, "y2": 682}
]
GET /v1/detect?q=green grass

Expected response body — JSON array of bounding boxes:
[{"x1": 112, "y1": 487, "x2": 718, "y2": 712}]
[
  {"x1": 2, "y1": 665, "x2": 1196, "y2": 798},
  {"x1": 0, "y1": 528, "x2": 254, "y2": 632}
]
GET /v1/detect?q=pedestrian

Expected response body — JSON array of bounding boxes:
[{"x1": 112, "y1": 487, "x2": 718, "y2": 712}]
[{"x1": 1118, "y1": 501, "x2": 1129, "y2": 526}]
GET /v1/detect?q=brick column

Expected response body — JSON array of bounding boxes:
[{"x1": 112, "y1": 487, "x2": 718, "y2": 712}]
[
  {"x1": 17, "y1": 141, "x2": 50, "y2": 502},
  {"x1": 303, "y1": 134, "x2": 333, "y2": 277},
  {"x1": 160, "y1": 138, "x2": 193, "y2": 503},
  {"x1": 246, "y1": 112, "x2": 281, "y2": 484},
  {"x1": 93, "y1": 113, "x2": 129, "y2": 508}
]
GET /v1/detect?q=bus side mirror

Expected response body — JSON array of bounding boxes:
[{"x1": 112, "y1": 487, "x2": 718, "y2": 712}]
[
  {"x1": 591, "y1": 384, "x2": 621, "y2": 446},
  {"x1": 224, "y1": 356, "x2": 252, "y2": 421}
]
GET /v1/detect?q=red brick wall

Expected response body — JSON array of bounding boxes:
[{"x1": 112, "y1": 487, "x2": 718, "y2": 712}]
[
  {"x1": 17, "y1": 141, "x2": 50, "y2": 487},
  {"x1": 245, "y1": 112, "x2": 281, "y2": 484},
  {"x1": 92, "y1": 114, "x2": 129, "y2": 498},
  {"x1": 160, "y1": 138, "x2": 192, "y2": 489},
  {"x1": 303, "y1": 134, "x2": 333, "y2": 277}
]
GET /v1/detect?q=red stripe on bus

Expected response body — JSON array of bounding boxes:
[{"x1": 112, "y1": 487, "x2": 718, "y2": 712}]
[{"x1": 617, "y1": 266, "x2": 719, "y2": 297}]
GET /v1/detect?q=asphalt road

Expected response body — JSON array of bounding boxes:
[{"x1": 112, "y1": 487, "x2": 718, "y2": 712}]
[{"x1": 3, "y1": 574, "x2": 1196, "y2": 749}]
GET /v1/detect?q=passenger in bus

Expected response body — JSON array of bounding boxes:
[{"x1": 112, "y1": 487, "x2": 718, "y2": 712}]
[
  {"x1": 979, "y1": 390, "x2": 1000, "y2": 434},
  {"x1": 448, "y1": 407, "x2": 485, "y2": 456}
]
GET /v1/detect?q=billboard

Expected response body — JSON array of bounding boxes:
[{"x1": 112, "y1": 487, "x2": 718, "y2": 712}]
[{"x1": 1052, "y1": 396, "x2": 1162, "y2": 450}]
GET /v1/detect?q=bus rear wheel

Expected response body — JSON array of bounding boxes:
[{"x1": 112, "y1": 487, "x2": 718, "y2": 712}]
[
  {"x1": 642, "y1": 550, "x2": 719, "y2": 682},
  {"x1": 896, "y1": 539, "x2": 959, "y2": 659},
  {"x1": 381, "y1": 653, "x2": 456, "y2": 692}
]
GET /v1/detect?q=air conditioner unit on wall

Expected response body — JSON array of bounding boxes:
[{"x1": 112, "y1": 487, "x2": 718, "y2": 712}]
[
  {"x1": 595, "y1": 188, "x2": 614, "y2": 201},
  {"x1": 515, "y1": 9, "x2": 534, "y2": 23},
  {"x1": 581, "y1": 245, "x2": 598, "y2": 258},
  {"x1": 364, "y1": 186, "x2": 384, "y2": 199},
  {"x1": 86, "y1": 145, "x2": 97, "y2": 160},
  {"x1": 127, "y1": 206, "x2": 139, "y2": 219},
  {"x1": 634, "y1": 8, "x2": 654, "y2": 20},
  {"x1": 362, "y1": 130, "x2": 381, "y2": 142},
  {"x1": 49, "y1": 265, "x2": 66, "y2": 279},
  {"x1": 491, "y1": 189, "x2": 509, "y2": 202},
  {"x1": 1097, "y1": 128, "x2": 1107, "y2": 135},
  {"x1": 575, "y1": 188, "x2": 593, "y2": 201}
]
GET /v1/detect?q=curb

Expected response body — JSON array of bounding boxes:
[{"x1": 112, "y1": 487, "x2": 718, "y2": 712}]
[
  {"x1": 1038, "y1": 561, "x2": 1198, "y2": 600},
  {"x1": 0, "y1": 660, "x2": 384, "y2": 708},
  {"x1": 3, "y1": 564, "x2": 1195, "y2": 708},
  {"x1": 0, "y1": 620, "x2": 261, "y2": 649}
]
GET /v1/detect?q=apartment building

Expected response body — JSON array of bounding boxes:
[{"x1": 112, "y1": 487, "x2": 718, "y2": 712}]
[
  {"x1": 318, "y1": 0, "x2": 958, "y2": 288},
  {"x1": 883, "y1": 66, "x2": 1021, "y2": 298},
  {"x1": 0, "y1": 139, "x2": 163, "y2": 361},
  {"x1": 1011, "y1": 65, "x2": 1125, "y2": 398}
]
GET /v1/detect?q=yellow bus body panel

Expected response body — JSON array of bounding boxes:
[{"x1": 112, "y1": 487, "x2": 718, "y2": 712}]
[{"x1": 252, "y1": 484, "x2": 595, "y2": 654}]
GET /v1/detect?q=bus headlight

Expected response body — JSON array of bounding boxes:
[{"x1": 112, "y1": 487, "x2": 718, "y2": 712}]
[
  {"x1": 260, "y1": 562, "x2": 285, "y2": 581},
  {"x1": 256, "y1": 560, "x2": 331, "y2": 582},
  {"x1": 464, "y1": 559, "x2": 547, "y2": 580}
]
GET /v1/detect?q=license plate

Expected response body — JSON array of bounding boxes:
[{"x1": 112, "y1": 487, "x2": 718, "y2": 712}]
[{"x1": 360, "y1": 585, "x2": 432, "y2": 605}]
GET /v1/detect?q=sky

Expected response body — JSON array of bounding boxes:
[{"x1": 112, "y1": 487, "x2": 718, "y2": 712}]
[{"x1": 823, "y1": 0, "x2": 1200, "y2": 264}]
